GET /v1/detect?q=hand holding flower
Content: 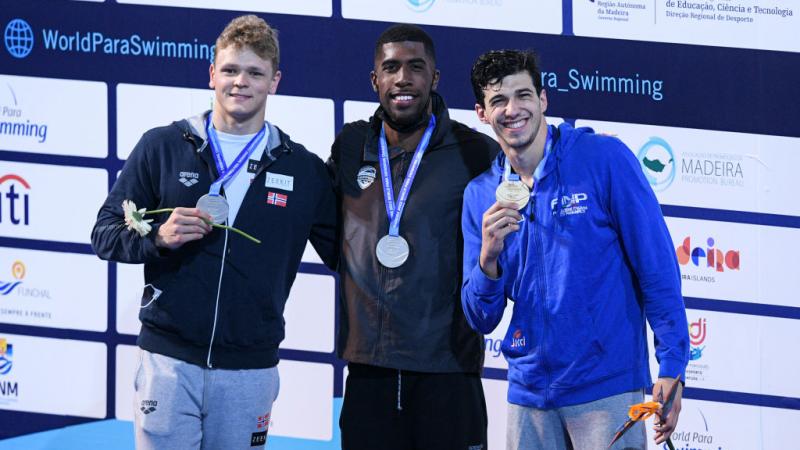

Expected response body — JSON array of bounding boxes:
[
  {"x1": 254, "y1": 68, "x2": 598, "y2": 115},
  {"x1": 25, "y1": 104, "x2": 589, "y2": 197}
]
[
  {"x1": 155, "y1": 207, "x2": 213, "y2": 250},
  {"x1": 122, "y1": 200, "x2": 261, "y2": 245}
]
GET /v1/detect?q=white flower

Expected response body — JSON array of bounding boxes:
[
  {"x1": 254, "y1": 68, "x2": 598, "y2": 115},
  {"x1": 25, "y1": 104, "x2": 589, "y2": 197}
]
[{"x1": 122, "y1": 199, "x2": 153, "y2": 237}]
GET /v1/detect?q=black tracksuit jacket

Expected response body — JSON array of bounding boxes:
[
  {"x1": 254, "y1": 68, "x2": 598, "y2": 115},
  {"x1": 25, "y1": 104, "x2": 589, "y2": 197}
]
[
  {"x1": 328, "y1": 93, "x2": 500, "y2": 373},
  {"x1": 91, "y1": 112, "x2": 336, "y2": 369}
]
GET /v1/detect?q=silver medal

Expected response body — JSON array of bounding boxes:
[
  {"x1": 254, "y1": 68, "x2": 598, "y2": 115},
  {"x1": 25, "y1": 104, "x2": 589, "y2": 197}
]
[
  {"x1": 196, "y1": 194, "x2": 229, "y2": 224},
  {"x1": 376, "y1": 235, "x2": 409, "y2": 268}
]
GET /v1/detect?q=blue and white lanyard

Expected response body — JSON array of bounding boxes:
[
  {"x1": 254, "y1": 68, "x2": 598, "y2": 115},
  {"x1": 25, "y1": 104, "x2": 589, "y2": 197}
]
[
  {"x1": 205, "y1": 115, "x2": 266, "y2": 196},
  {"x1": 378, "y1": 115, "x2": 436, "y2": 237}
]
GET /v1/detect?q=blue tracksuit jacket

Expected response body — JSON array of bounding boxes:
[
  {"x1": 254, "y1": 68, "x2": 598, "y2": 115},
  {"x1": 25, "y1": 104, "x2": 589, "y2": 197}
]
[{"x1": 461, "y1": 123, "x2": 689, "y2": 408}]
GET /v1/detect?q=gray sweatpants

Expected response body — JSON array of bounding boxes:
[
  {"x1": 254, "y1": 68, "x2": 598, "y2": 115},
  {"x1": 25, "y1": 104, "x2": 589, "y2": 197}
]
[
  {"x1": 507, "y1": 389, "x2": 646, "y2": 450},
  {"x1": 134, "y1": 349, "x2": 280, "y2": 450}
]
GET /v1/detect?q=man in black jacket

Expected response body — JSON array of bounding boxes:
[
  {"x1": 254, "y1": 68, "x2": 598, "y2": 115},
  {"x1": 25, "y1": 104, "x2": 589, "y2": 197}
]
[
  {"x1": 91, "y1": 15, "x2": 335, "y2": 449},
  {"x1": 328, "y1": 24, "x2": 499, "y2": 450}
]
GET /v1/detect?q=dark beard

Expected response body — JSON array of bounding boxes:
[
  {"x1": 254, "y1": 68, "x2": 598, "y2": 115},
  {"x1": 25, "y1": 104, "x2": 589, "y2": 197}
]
[{"x1": 377, "y1": 97, "x2": 432, "y2": 134}]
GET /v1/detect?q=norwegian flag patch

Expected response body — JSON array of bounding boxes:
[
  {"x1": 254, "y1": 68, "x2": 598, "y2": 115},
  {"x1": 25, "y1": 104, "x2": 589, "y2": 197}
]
[{"x1": 266, "y1": 191, "x2": 287, "y2": 207}]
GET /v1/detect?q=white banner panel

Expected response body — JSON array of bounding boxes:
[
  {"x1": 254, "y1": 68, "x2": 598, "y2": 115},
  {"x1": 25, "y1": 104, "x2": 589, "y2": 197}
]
[
  {"x1": 116, "y1": 84, "x2": 334, "y2": 161},
  {"x1": 342, "y1": 0, "x2": 562, "y2": 34},
  {"x1": 482, "y1": 378, "x2": 509, "y2": 450},
  {"x1": 575, "y1": 119, "x2": 800, "y2": 217},
  {"x1": 271, "y1": 360, "x2": 333, "y2": 441},
  {"x1": 0, "y1": 248, "x2": 107, "y2": 332},
  {"x1": 0, "y1": 75, "x2": 107, "y2": 157},
  {"x1": 116, "y1": 262, "x2": 144, "y2": 336},
  {"x1": 282, "y1": 273, "x2": 335, "y2": 353},
  {"x1": 115, "y1": 0, "x2": 332, "y2": 17},
  {"x1": 114, "y1": 344, "x2": 138, "y2": 421},
  {"x1": 483, "y1": 302, "x2": 512, "y2": 370},
  {"x1": 646, "y1": 398, "x2": 771, "y2": 449},
  {"x1": 573, "y1": 0, "x2": 800, "y2": 53},
  {"x1": 0, "y1": 334, "x2": 106, "y2": 418},
  {"x1": 0, "y1": 162, "x2": 107, "y2": 243},
  {"x1": 648, "y1": 309, "x2": 800, "y2": 398},
  {"x1": 761, "y1": 405, "x2": 800, "y2": 450},
  {"x1": 665, "y1": 217, "x2": 799, "y2": 308}
]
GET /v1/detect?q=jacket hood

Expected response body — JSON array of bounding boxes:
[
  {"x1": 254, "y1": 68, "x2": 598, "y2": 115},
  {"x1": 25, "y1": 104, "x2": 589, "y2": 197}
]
[{"x1": 178, "y1": 110, "x2": 289, "y2": 157}]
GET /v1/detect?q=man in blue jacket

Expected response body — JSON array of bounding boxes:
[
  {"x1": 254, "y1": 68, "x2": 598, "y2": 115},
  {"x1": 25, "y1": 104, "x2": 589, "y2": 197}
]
[
  {"x1": 91, "y1": 15, "x2": 335, "y2": 449},
  {"x1": 461, "y1": 49, "x2": 689, "y2": 449}
]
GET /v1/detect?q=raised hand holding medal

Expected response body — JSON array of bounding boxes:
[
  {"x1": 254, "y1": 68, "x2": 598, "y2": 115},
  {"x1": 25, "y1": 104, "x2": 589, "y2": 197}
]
[
  {"x1": 375, "y1": 115, "x2": 436, "y2": 268},
  {"x1": 121, "y1": 115, "x2": 268, "y2": 247}
]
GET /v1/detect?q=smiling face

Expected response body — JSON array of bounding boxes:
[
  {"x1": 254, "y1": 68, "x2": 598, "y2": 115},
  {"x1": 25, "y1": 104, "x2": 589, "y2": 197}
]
[
  {"x1": 475, "y1": 71, "x2": 547, "y2": 154},
  {"x1": 371, "y1": 41, "x2": 439, "y2": 129},
  {"x1": 209, "y1": 45, "x2": 281, "y2": 134}
]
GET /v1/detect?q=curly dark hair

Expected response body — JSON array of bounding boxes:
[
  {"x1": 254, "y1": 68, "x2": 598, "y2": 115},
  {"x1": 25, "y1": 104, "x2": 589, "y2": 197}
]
[{"x1": 470, "y1": 49, "x2": 542, "y2": 106}]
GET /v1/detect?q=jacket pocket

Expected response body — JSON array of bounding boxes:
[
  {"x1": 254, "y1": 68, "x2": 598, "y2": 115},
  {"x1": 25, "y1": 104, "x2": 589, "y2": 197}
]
[{"x1": 547, "y1": 307, "x2": 606, "y2": 389}]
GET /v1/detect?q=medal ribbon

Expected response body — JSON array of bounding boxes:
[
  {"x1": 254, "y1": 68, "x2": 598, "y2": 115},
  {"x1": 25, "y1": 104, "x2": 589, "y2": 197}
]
[
  {"x1": 502, "y1": 125, "x2": 554, "y2": 183},
  {"x1": 205, "y1": 115, "x2": 266, "y2": 196},
  {"x1": 378, "y1": 115, "x2": 436, "y2": 237}
]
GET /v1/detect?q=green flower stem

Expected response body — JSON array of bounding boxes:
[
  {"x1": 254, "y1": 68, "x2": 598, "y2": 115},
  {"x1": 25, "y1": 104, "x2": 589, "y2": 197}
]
[
  {"x1": 143, "y1": 208, "x2": 261, "y2": 244},
  {"x1": 209, "y1": 223, "x2": 261, "y2": 244},
  {"x1": 145, "y1": 208, "x2": 175, "y2": 215}
]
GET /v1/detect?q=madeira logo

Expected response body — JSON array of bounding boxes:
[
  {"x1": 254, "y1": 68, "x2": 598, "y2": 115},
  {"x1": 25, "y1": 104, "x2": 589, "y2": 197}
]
[
  {"x1": 0, "y1": 261, "x2": 25, "y2": 296},
  {"x1": 676, "y1": 236, "x2": 739, "y2": 272},
  {"x1": 637, "y1": 137, "x2": 675, "y2": 192},
  {"x1": 689, "y1": 318, "x2": 707, "y2": 361},
  {"x1": 0, "y1": 174, "x2": 31, "y2": 226}
]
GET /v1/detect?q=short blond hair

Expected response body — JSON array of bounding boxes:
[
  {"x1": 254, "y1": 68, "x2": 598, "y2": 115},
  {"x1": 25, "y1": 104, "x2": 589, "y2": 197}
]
[{"x1": 215, "y1": 15, "x2": 279, "y2": 70}]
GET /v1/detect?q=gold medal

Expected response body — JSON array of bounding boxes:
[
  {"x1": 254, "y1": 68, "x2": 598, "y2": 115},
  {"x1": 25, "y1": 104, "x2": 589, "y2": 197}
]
[{"x1": 495, "y1": 181, "x2": 530, "y2": 210}]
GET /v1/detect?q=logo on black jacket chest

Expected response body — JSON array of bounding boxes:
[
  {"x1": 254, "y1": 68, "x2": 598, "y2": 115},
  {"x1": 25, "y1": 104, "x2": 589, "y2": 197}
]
[{"x1": 357, "y1": 166, "x2": 376, "y2": 190}]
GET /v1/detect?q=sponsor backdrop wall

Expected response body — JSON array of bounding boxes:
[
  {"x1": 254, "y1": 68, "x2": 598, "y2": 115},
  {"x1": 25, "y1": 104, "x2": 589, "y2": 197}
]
[{"x1": 1, "y1": 1, "x2": 798, "y2": 449}]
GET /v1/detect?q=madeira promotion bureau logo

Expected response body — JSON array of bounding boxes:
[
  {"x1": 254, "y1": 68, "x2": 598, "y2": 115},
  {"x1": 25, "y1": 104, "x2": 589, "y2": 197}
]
[
  {"x1": 637, "y1": 137, "x2": 675, "y2": 192},
  {"x1": 4, "y1": 17, "x2": 214, "y2": 62},
  {"x1": 406, "y1": 0, "x2": 436, "y2": 12},
  {"x1": 4, "y1": 19, "x2": 34, "y2": 59}
]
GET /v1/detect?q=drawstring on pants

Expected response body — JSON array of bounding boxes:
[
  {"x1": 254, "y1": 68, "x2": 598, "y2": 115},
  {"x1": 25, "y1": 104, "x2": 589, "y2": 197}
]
[{"x1": 396, "y1": 370, "x2": 403, "y2": 411}]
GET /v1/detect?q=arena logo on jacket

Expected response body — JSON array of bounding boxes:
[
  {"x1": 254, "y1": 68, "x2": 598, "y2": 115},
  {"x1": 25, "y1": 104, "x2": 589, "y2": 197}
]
[{"x1": 550, "y1": 192, "x2": 589, "y2": 216}]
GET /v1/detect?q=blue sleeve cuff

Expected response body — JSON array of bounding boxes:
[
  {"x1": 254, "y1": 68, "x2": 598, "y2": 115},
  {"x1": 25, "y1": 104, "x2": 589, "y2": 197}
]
[
  {"x1": 658, "y1": 358, "x2": 688, "y2": 383},
  {"x1": 470, "y1": 263, "x2": 505, "y2": 299}
]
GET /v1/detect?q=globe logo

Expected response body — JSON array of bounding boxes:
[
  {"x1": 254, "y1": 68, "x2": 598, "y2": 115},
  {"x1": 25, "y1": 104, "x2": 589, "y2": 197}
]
[
  {"x1": 406, "y1": 0, "x2": 436, "y2": 13},
  {"x1": 4, "y1": 19, "x2": 34, "y2": 59},
  {"x1": 637, "y1": 137, "x2": 675, "y2": 192}
]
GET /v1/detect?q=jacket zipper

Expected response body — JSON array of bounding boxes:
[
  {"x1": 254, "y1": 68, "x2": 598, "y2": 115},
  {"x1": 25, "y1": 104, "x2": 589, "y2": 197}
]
[
  {"x1": 531, "y1": 196, "x2": 551, "y2": 405},
  {"x1": 203, "y1": 139, "x2": 287, "y2": 368},
  {"x1": 376, "y1": 151, "x2": 409, "y2": 359},
  {"x1": 206, "y1": 223, "x2": 229, "y2": 368}
]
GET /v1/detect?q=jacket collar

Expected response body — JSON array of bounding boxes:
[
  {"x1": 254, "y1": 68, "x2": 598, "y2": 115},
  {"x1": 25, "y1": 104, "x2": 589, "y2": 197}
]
[
  {"x1": 180, "y1": 110, "x2": 292, "y2": 179},
  {"x1": 361, "y1": 91, "x2": 451, "y2": 163},
  {"x1": 492, "y1": 123, "x2": 565, "y2": 183}
]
